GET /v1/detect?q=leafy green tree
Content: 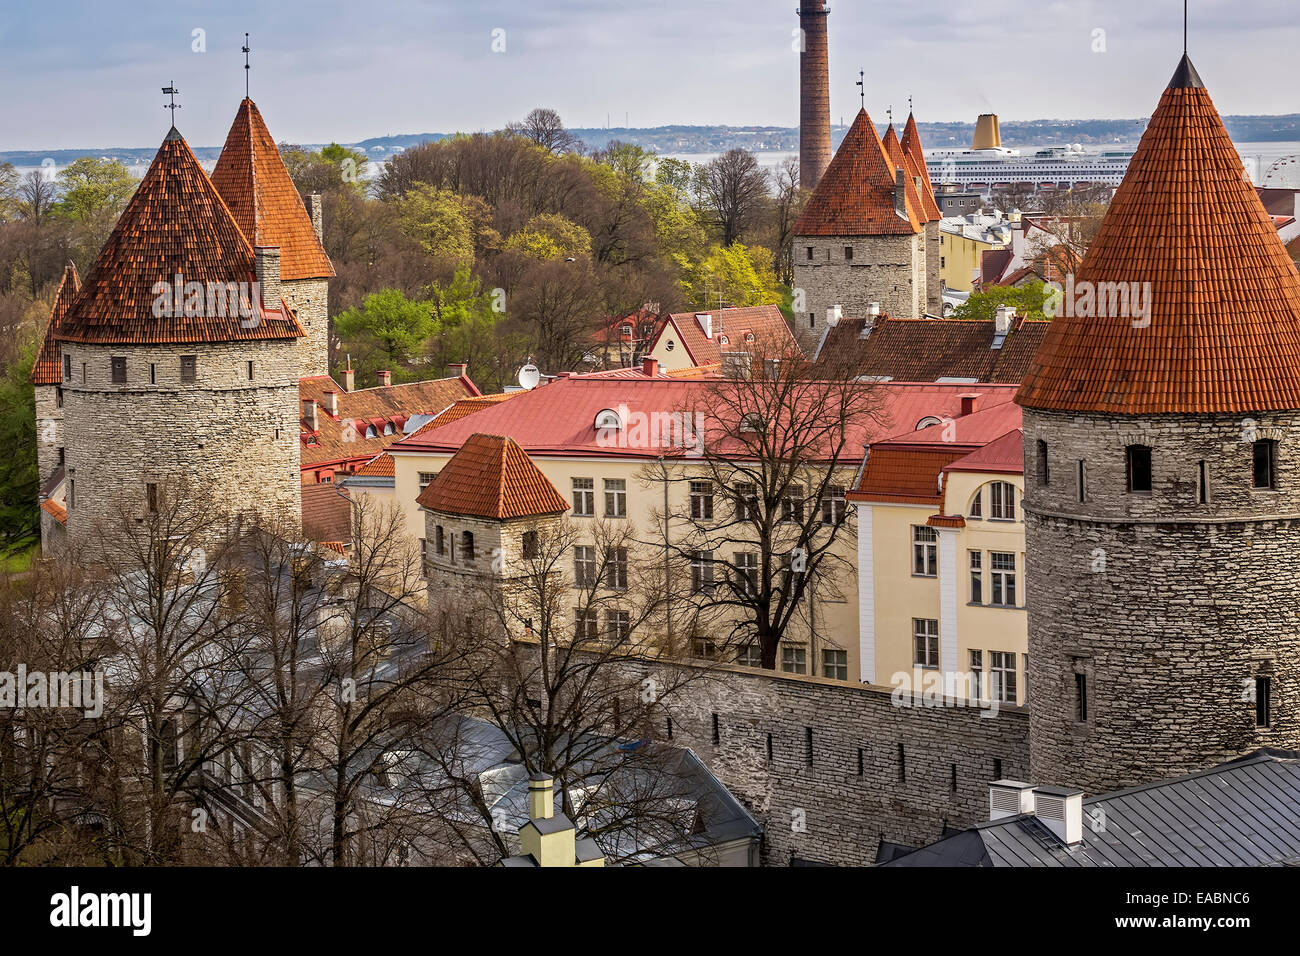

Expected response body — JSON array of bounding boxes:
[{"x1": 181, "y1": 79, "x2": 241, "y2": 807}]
[
  {"x1": 333, "y1": 288, "x2": 436, "y2": 378},
  {"x1": 281, "y1": 142, "x2": 369, "y2": 196},
  {"x1": 503, "y1": 213, "x2": 592, "y2": 261},
  {"x1": 679, "y1": 242, "x2": 783, "y2": 310},
  {"x1": 396, "y1": 185, "x2": 477, "y2": 264},
  {"x1": 53, "y1": 158, "x2": 136, "y2": 223},
  {"x1": 949, "y1": 279, "x2": 1051, "y2": 321},
  {"x1": 0, "y1": 340, "x2": 39, "y2": 552}
]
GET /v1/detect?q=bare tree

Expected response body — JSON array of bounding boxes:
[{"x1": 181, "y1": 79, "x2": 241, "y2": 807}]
[
  {"x1": 694, "y1": 149, "x2": 770, "y2": 246},
  {"x1": 16, "y1": 170, "x2": 57, "y2": 225},
  {"x1": 766, "y1": 157, "x2": 805, "y2": 285},
  {"x1": 507, "y1": 108, "x2": 581, "y2": 155}
]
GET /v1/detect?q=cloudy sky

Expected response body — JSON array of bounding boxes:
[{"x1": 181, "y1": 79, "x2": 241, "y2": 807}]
[{"x1": 1, "y1": 0, "x2": 1295, "y2": 150}]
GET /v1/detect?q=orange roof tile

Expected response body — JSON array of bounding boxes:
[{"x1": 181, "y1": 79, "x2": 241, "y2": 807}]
[
  {"x1": 30, "y1": 263, "x2": 80, "y2": 385},
  {"x1": 55, "y1": 128, "x2": 304, "y2": 345},
  {"x1": 901, "y1": 112, "x2": 942, "y2": 223},
  {"x1": 1017, "y1": 55, "x2": 1300, "y2": 414},
  {"x1": 354, "y1": 453, "x2": 395, "y2": 477},
  {"x1": 927, "y1": 514, "x2": 967, "y2": 529},
  {"x1": 416, "y1": 433, "x2": 569, "y2": 520},
  {"x1": 40, "y1": 498, "x2": 67, "y2": 525},
  {"x1": 793, "y1": 108, "x2": 921, "y2": 237},
  {"x1": 849, "y1": 447, "x2": 966, "y2": 504},
  {"x1": 882, "y1": 125, "x2": 929, "y2": 227},
  {"x1": 211, "y1": 99, "x2": 334, "y2": 282},
  {"x1": 301, "y1": 483, "x2": 351, "y2": 543}
]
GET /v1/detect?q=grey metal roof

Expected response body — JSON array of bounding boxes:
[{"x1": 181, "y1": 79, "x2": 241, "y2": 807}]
[{"x1": 884, "y1": 750, "x2": 1300, "y2": 867}]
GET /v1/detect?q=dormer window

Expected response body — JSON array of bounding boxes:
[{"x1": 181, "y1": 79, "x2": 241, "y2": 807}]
[
  {"x1": 916, "y1": 416, "x2": 943, "y2": 430},
  {"x1": 383, "y1": 423, "x2": 394, "y2": 436},
  {"x1": 594, "y1": 408, "x2": 622, "y2": 431},
  {"x1": 744, "y1": 332, "x2": 756, "y2": 344},
  {"x1": 719, "y1": 334, "x2": 730, "y2": 346},
  {"x1": 365, "y1": 425, "x2": 377, "y2": 439}
]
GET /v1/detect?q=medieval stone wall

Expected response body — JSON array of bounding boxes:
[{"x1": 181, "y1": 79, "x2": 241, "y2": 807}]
[
  {"x1": 60, "y1": 340, "x2": 302, "y2": 547},
  {"x1": 33, "y1": 384, "x2": 63, "y2": 489},
  {"x1": 1022, "y1": 409, "x2": 1300, "y2": 793},
  {"x1": 925, "y1": 220, "x2": 942, "y2": 315},
  {"x1": 282, "y1": 277, "x2": 330, "y2": 379}
]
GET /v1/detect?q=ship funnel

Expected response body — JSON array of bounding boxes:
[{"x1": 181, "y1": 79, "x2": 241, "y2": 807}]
[{"x1": 972, "y1": 114, "x2": 1002, "y2": 150}]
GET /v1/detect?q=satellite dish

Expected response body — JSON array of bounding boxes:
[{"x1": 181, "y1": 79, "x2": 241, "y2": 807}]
[{"x1": 518, "y1": 363, "x2": 541, "y2": 390}]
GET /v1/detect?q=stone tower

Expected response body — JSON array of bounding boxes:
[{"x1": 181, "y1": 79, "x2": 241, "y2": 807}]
[
  {"x1": 211, "y1": 99, "x2": 335, "y2": 379},
  {"x1": 30, "y1": 262, "x2": 80, "y2": 493},
  {"x1": 791, "y1": 107, "x2": 928, "y2": 353},
  {"x1": 797, "y1": 1, "x2": 832, "y2": 193},
  {"x1": 54, "y1": 126, "x2": 304, "y2": 549},
  {"x1": 901, "y1": 112, "x2": 943, "y2": 315},
  {"x1": 1017, "y1": 55, "x2": 1300, "y2": 794}
]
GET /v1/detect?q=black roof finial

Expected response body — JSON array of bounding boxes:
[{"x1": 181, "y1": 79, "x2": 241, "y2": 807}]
[
  {"x1": 162, "y1": 83, "x2": 181, "y2": 127},
  {"x1": 242, "y1": 33, "x2": 251, "y2": 99},
  {"x1": 857, "y1": 70, "x2": 865, "y2": 109}
]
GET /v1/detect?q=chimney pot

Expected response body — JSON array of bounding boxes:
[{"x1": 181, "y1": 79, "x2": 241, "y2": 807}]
[
  {"x1": 305, "y1": 193, "x2": 324, "y2": 243},
  {"x1": 643, "y1": 356, "x2": 660, "y2": 377},
  {"x1": 446, "y1": 362, "x2": 468, "y2": 379},
  {"x1": 322, "y1": 389, "x2": 339, "y2": 417},
  {"x1": 342, "y1": 368, "x2": 355, "y2": 392},
  {"x1": 867, "y1": 302, "x2": 881, "y2": 317},
  {"x1": 377, "y1": 370, "x2": 392, "y2": 388},
  {"x1": 995, "y1": 305, "x2": 1016, "y2": 336},
  {"x1": 254, "y1": 246, "x2": 282, "y2": 312},
  {"x1": 528, "y1": 774, "x2": 556, "y2": 821},
  {"x1": 826, "y1": 304, "x2": 843, "y2": 327},
  {"x1": 301, "y1": 398, "x2": 318, "y2": 432}
]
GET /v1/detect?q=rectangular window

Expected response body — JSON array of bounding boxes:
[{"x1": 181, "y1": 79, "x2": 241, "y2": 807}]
[
  {"x1": 435, "y1": 525, "x2": 445, "y2": 555},
  {"x1": 734, "y1": 551, "x2": 759, "y2": 597},
  {"x1": 822, "y1": 649, "x2": 848, "y2": 681},
  {"x1": 912, "y1": 525, "x2": 938, "y2": 576},
  {"x1": 62, "y1": 354, "x2": 71, "y2": 382},
  {"x1": 690, "y1": 550, "x2": 715, "y2": 593},
  {"x1": 735, "y1": 482, "x2": 758, "y2": 521},
  {"x1": 181, "y1": 355, "x2": 197, "y2": 383},
  {"x1": 572, "y1": 477, "x2": 594, "y2": 517},
  {"x1": 604, "y1": 478, "x2": 627, "y2": 518},
  {"x1": 1126, "y1": 445, "x2": 1153, "y2": 493},
  {"x1": 692, "y1": 638, "x2": 717, "y2": 660},
  {"x1": 844, "y1": 245, "x2": 853, "y2": 260},
  {"x1": 1077, "y1": 460, "x2": 1087, "y2": 503},
  {"x1": 605, "y1": 546, "x2": 628, "y2": 590},
  {"x1": 150, "y1": 363, "x2": 156, "y2": 385},
  {"x1": 735, "y1": 644, "x2": 762, "y2": 667},
  {"x1": 969, "y1": 649, "x2": 983, "y2": 700},
  {"x1": 68, "y1": 478, "x2": 75, "y2": 510},
  {"x1": 146, "y1": 482, "x2": 158, "y2": 514},
  {"x1": 782, "y1": 485, "x2": 805, "y2": 524},
  {"x1": 247, "y1": 360, "x2": 255, "y2": 380},
  {"x1": 990, "y1": 482, "x2": 1016, "y2": 520},
  {"x1": 806, "y1": 246, "x2": 814, "y2": 261},
  {"x1": 521, "y1": 529, "x2": 539, "y2": 559},
  {"x1": 460, "y1": 531, "x2": 475, "y2": 562},
  {"x1": 969, "y1": 550, "x2": 983, "y2": 604},
  {"x1": 781, "y1": 646, "x2": 807, "y2": 675},
  {"x1": 1253, "y1": 439, "x2": 1277, "y2": 490},
  {"x1": 990, "y1": 551, "x2": 1017, "y2": 606},
  {"x1": 573, "y1": 545, "x2": 597, "y2": 588},
  {"x1": 1256, "y1": 676, "x2": 1272, "y2": 728},
  {"x1": 606, "y1": 610, "x2": 631, "y2": 643},
  {"x1": 418, "y1": 472, "x2": 438, "y2": 491},
  {"x1": 1198, "y1": 460, "x2": 1209, "y2": 504},
  {"x1": 1023, "y1": 653, "x2": 1030, "y2": 704},
  {"x1": 111, "y1": 357, "x2": 127, "y2": 384},
  {"x1": 991, "y1": 651, "x2": 1017, "y2": 704},
  {"x1": 821, "y1": 486, "x2": 846, "y2": 525},
  {"x1": 55, "y1": 387, "x2": 63, "y2": 409},
  {"x1": 81, "y1": 362, "x2": 86, "y2": 384},
  {"x1": 690, "y1": 480, "x2": 714, "y2": 520},
  {"x1": 574, "y1": 608, "x2": 599, "y2": 642},
  {"x1": 1075, "y1": 671, "x2": 1089, "y2": 722},
  {"x1": 913, "y1": 618, "x2": 939, "y2": 668}
]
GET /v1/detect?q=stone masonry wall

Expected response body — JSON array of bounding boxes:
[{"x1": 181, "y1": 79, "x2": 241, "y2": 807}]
[
  {"x1": 1022, "y1": 409, "x2": 1300, "y2": 794},
  {"x1": 925, "y1": 220, "x2": 942, "y2": 315},
  {"x1": 33, "y1": 384, "x2": 63, "y2": 489},
  {"x1": 60, "y1": 340, "x2": 302, "y2": 548},
  {"x1": 282, "y1": 277, "x2": 330, "y2": 379}
]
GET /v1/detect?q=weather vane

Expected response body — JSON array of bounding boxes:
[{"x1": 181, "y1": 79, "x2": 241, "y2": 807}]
[
  {"x1": 909, "y1": 94, "x2": 914, "y2": 114},
  {"x1": 162, "y1": 83, "x2": 181, "y2": 123},
  {"x1": 242, "y1": 33, "x2": 251, "y2": 98},
  {"x1": 887, "y1": 104, "x2": 893, "y2": 126},
  {"x1": 857, "y1": 70, "x2": 865, "y2": 109}
]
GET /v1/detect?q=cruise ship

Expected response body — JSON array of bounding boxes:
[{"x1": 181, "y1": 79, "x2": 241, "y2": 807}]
[{"x1": 924, "y1": 113, "x2": 1133, "y2": 194}]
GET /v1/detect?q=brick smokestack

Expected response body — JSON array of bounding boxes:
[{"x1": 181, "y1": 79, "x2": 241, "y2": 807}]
[{"x1": 798, "y1": 1, "x2": 832, "y2": 192}]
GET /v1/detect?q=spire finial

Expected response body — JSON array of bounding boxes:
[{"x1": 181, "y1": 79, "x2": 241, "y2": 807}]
[
  {"x1": 887, "y1": 105, "x2": 893, "y2": 127},
  {"x1": 242, "y1": 33, "x2": 251, "y2": 98},
  {"x1": 162, "y1": 83, "x2": 181, "y2": 124},
  {"x1": 857, "y1": 70, "x2": 865, "y2": 109},
  {"x1": 1184, "y1": 0, "x2": 1189, "y2": 55},
  {"x1": 909, "y1": 94, "x2": 914, "y2": 114}
]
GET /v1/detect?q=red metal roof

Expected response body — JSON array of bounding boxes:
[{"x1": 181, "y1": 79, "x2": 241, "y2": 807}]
[
  {"x1": 55, "y1": 128, "x2": 304, "y2": 345},
  {"x1": 944, "y1": 428, "x2": 1025, "y2": 475},
  {"x1": 1017, "y1": 55, "x2": 1300, "y2": 414},
  {"x1": 30, "y1": 263, "x2": 80, "y2": 385},
  {"x1": 211, "y1": 99, "x2": 335, "y2": 282},
  {"x1": 793, "y1": 108, "x2": 922, "y2": 237},
  {"x1": 416, "y1": 433, "x2": 569, "y2": 519}
]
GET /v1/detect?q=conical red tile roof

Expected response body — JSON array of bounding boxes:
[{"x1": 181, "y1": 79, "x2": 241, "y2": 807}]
[
  {"x1": 882, "y1": 124, "x2": 931, "y2": 225},
  {"x1": 901, "y1": 112, "x2": 941, "y2": 222},
  {"x1": 794, "y1": 108, "x2": 921, "y2": 237},
  {"x1": 416, "y1": 433, "x2": 569, "y2": 520},
  {"x1": 56, "y1": 128, "x2": 304, "y2": 345},
  {"x1": 1017, "y1": 55, "x2": 1300, "y2": 414},
  {"x1": 30, "y1": 262, "x2": 80, "y2": 384},
  {"x1": 211, "y1": 99, "x2": 334, "y2": 282}
]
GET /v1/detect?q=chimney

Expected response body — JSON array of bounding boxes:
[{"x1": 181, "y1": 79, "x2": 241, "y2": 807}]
[
  {"x1": 797, "y1": 1, "x2": 832, "y2": 192},
  {"x1": 867, "y1": 302, "x2": 881, "y2": 318},
  {"x1": 642, "y1": 356, "x2": 660, "y2": 377},
  {"x1": 972, "y1": 113, "x2": 1002, "y2": 150},
  {"x1": 894, "y1": 169, "x2": 908, "y2": 219},
  {"x1": 301, "y1": 398, "x2": 318, "y2": 432},
  {"x1": 960, "y1": 393, "x2": 980, "y2": 417},
  {"x1": 1033, "y1": 787, "x2": 1085, "y2": 845},
  {"x1": 446, "y1": 362, "x2": 468, "y2": 379},
  {"x1": 342, "y1": 367, "x2": 355, "y2": 392},
  {"x1": 377, "y1": 370, "x2": 391, "y2": 388},
  {"x1": 322, "y1": 389, "x2": 339, "y2": 417},
  {"x1": 826, "y1": 304, "x2": 842, "y2": 327},
  {"x1": 995, "y1": 305, "x2": 1016, "y2": 334},
  {"x1": 528, "y1": 774, "x2": 556, "y2": 821},
  {"x1": 254, "y1": 246, "x2": 282, "y2": 311},
  {"x1": 988, "y1": 780, "x2": 1036, "y2": 821},
  {"x1": 306, "y1": 193, "x2": 324, "y2": 242},
  {"x1": 696, "y1": 313, "x2": 713, "y2": 339}
]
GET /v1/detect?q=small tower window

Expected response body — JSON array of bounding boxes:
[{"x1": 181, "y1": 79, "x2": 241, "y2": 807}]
[
  {"x1": 844, "y1": 245, "x2": 854, "y2": 261},
  {"x1": 1036, "y1": 439, "x2": 1049, "y2": 486},
  {"x1": 1256, "y1": 676, "x2": 1272, "y2": 728},
  {"x1": 247, "y1": 361, "x2": 255, "y2": 380},
  {"x1": 1077, "y1": 460, "x2": 1087, "y2": 503},
  {"x1": 181, "y1": 355, "x2": 196, "y2": 383},
  {"x1": 1074, "y1": 671, "x2": 1089, "y2": 722},
  {"x1": 1125, "y1": 445, "x2": 1153, "y2": 493},
  {"x1": 461, "y1": 531, "x2": 475, "y2": 562},
  {"x1": 146, "y1": 482, "x2": 158, "y2": 514},
  {"x1": 62, "y1": 354, "x2": 71, "y2": 381},
  {"x1": 1198, "y1": 460, "x2": 1209, "y2": 504},
  {"x1": 1253, "y1": 439, "x2": 1277, "y2": 490},
  {"x1": 521, "y1": 530, "x2": 539, "y2": 559},
  {"x1": 435, "y1": 526, "x2": 445, "y2": 555},
  {"x1": 806, "y1": 246, "x2": 814, "y2": 261},
  {"x1": 111, "y1": 356, "x2": 127, "y2": 384}
]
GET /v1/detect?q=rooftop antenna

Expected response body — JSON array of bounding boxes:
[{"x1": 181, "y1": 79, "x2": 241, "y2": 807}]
[
  {"x1": 1184, "y1": 0, "x2": 1188, "y2": 55},
  {"x1": 856, "y1": 70, "x2": 865, "y2": 109},
  {"x1": 242, "y1": 33, "x2": 251, "y2": 98},
  {"x1": 162, "y1": 83, "x2": 181, "y2": 125}
]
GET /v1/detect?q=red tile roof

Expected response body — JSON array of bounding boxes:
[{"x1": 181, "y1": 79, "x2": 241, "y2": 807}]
[
  {"x1": 40, "y1": 498, "x2": 67, "y2": 525},
  {"x1": 793, "y1": 108, "x2": 921, "y2": 237},
  {"x1": 416, "y1": 433, "x2": 569, "y2": 519},
  {"x1": 354, "y1": 453, "x2": 395, "y2": 477},
  {"x1": 30, "y1": 263, "x2": 80, "y2": 385},
  {"x1": 300, "y1": 373, "x2": 480, "y2": 471},
  {"x1": 1017, "y1": 55, "x2": 1300, "y2": 414},
  {"x1": 901, "y1": 112, "x2": 942, "y2": 223},
  {"x1": 815, "y1": 315, "x2": 1049, "y2": 383},
  {"x1": 301, "y1": 483, "x2": 352, "y2": 543},
  {"x1": 653, "y1": 306, "x2": 801, "y2": 367},
  {"x1": 211, "y1": 99, "x2": 334, "y2": 282},
  {"x1": 407, "y1": 393, "x2": 517, "y2": 440},
  {"x1": 852, "y1": 448, "x2": 965, "y2": 504},
  {"x1": 927, "y1": 514, "x2": 967, "y2": 529},
  {"x1": 882, "y1": 124, "x2": 931, "y2": 225},
  {"x1": 55, "y1": 128, "x2": 304, "y2": 345}
]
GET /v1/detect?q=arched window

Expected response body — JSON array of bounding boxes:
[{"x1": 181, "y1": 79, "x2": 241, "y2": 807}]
[
  {"x1": 1125, "y1": 445, "x2": 1152, "y2": 493},
  {"x1": 594, "y1": 408, "x2": 622, "y2": 431},
  {"x1": 1036, "y1": 439, "x2": 1049, "y2": 486},
  {"x1": 989, "y1": 481, "x2": 1016, "y2": 520},
  {"x1": 916, "y1": 416, "x2": 943, "y2": 430},
  {"x1": 383, "y1": 423, "x2": 394, "y2": 436},
  {"x1": 365, "y1": 425, "x2": 377, "y2": 439}
]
